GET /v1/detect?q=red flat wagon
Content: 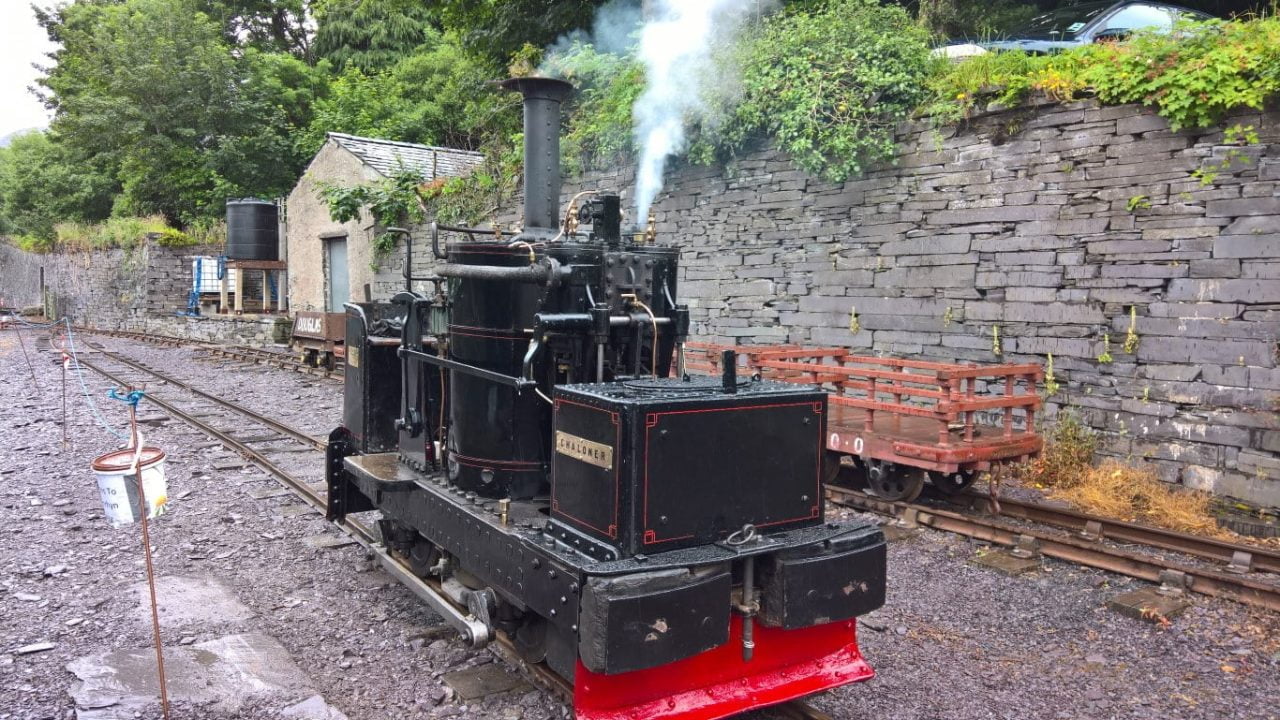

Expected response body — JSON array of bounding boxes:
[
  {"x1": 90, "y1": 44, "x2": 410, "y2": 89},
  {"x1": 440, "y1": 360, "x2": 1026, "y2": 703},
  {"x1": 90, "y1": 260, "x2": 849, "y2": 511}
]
[{"x1": 687, "y1": 343, "x2": 1044, "y2": 502}]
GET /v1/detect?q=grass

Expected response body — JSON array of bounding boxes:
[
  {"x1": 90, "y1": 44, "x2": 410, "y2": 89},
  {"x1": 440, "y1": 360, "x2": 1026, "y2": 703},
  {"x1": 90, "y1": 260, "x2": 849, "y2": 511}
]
[
  {"x1": 7, "y1": 215, "x2": 221, "y2": 254},
  {"x1": 1016, "y1": 413, "x2": 1227, "y2": 539},
  {"x1": 54, "y1": 216, "x2": 170, "y2": 252},
  {"x1": 1053, "y1": 460, "x2": 1219, "y2": 535}
]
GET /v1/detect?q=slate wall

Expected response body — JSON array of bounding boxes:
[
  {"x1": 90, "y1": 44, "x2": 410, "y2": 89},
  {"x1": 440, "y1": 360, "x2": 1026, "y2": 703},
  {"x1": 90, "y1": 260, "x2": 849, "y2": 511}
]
[
  {"x1": 0, "y1": 241, "x2": 285, "y2": 343},
  {"x1": 506, "y1": 99, "x2": 1279, "y2": 506}
]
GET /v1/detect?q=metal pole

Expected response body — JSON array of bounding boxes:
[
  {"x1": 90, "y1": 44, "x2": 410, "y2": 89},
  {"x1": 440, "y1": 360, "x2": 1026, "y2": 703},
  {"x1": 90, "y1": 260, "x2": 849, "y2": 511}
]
[
  {"x1": 128, "y1": 399, "x2": 171, "y2": 720},
  {"x1": 741, "y1": 556, "x2": 755, "y2": 662},
  {"x1": 14, "y1": 323, "x2": 40, "y2": 390},
  {"x1": 61, "y1": 363, "x2": 68, "y2": 448}
]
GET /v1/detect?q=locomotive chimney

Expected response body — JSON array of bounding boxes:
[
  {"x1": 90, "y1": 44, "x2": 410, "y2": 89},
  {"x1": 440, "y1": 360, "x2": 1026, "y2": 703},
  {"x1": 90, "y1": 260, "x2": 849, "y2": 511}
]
[{"x1": 501, "y1": 77, "x2": 574, "y2": 236}]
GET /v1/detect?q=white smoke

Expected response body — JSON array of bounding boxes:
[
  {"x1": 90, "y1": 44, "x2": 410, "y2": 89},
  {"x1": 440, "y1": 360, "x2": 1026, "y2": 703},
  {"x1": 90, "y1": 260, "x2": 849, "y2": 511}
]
[
  {"x1": 632, "y1": 0, "x2": 760, "y2": 223},
  {"x1": 540, "y1": 0, "x2": 644, "y2": 73}
]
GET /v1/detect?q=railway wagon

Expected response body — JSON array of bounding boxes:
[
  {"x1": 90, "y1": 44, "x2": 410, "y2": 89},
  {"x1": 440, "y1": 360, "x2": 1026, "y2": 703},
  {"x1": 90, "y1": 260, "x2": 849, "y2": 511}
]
[
  {"x1": 687, "y1": 344, "x2": 1044, "y2": 502},
  {"x1": 324, "y1": 78, "x2": 888, "y2": 719},
  {"x1": 291, "y1": 311, "x2": 346, "y2": 369}
]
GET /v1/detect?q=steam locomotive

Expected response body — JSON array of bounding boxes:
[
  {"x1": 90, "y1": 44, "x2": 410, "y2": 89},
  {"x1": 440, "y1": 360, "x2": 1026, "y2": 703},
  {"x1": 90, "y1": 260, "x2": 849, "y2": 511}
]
[{"x1": 325, "y1": 77, "x2": 887, "y2": 719}]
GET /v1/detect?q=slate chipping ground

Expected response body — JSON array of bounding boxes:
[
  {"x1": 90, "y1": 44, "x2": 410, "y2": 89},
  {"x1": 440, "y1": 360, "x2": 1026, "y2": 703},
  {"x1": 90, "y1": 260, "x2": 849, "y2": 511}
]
[{"x1": 1, "y1": 333, "x2": 1278, "y2": 720}]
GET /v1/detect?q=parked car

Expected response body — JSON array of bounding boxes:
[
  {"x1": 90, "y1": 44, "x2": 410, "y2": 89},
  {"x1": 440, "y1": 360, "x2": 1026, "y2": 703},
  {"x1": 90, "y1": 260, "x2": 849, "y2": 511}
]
[{"x1": 935, "y1": 0, "x2": 1215, "y2": 57}]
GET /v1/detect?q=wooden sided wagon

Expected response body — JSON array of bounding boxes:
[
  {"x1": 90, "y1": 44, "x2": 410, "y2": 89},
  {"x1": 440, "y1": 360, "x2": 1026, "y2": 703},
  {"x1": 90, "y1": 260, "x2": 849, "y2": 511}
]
[{"x1": 687, "y1": 343, "x2": 1044, "y2": 502}]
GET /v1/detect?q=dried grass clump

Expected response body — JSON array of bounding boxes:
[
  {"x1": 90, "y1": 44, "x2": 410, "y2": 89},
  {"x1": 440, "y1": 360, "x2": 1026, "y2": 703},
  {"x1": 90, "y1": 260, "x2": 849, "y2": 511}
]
[{"x1": 1052, "y1": 460, "x2": 1219, "y2": 535}]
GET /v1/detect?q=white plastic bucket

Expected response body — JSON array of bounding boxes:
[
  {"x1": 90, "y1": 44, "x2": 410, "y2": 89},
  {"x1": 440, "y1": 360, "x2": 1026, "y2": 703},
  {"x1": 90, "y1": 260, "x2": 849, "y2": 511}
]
[{"x1": 92, "y1": 447, "x2": 168, "y2": 527}]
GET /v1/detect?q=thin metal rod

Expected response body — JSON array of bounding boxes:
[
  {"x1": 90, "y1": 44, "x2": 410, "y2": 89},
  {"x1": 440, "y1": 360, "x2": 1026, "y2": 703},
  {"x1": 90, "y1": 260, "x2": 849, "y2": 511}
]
[
  {"x1": 14, "y1": 324, "x2": 40, "y2": 390},
  {"x1": 128, "y1": 401, "x2": 170, "y2": 720},
  {"x1": 61, "y1": 363, "x2": 68, "y2": 448}
]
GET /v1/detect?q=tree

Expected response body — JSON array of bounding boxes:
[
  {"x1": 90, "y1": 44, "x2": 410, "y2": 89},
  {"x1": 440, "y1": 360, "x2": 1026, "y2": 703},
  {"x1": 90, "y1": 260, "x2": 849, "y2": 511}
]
[
  {"x1": 302, "y1": 29, "x2": 516, "y2": 152},
  {"x1": 35, "y1": 0, "x2": 325, "y2": 224},
  {"x1": 0, "y1": 131, "x2": 116, "y2": 240},
  {"x1": 432, "y1": 0, "x2": 608, "y2": 63},
  {"x1": 199, "y1": 0, "x2": 314, "y2": 57},
  {"x1": 313, "y1": 0, "x2": 436, "y2": 72},
  {"x1": 219, "y1": 49, "x2": 331, "y2": 195}
]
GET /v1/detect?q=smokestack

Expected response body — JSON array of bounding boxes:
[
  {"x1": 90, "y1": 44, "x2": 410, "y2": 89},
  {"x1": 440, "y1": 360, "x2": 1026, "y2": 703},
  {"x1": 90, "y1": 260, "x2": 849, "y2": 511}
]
[{"x1": 502, "y1": 77, "x2": 574, "y2": 235}]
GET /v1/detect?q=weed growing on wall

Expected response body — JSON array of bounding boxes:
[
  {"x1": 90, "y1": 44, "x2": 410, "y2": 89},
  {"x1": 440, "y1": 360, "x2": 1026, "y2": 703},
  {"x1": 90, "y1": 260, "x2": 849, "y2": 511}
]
[
  {"x1": 1044, "y1": 353, "x2": 1059, "y2": 396},
  {"x1": 1097, "y1": 332, "x2": 1114, "y2": 364},
  {"x1": 5, "y1": 215, "x2": 200, "y2": 254},
  {"x1": 1123, "y1": 307, "x2": 1140, "y2": 355},
  {"x1": 1191, "y1": 123, "x2": 1261, "y2": 186}
]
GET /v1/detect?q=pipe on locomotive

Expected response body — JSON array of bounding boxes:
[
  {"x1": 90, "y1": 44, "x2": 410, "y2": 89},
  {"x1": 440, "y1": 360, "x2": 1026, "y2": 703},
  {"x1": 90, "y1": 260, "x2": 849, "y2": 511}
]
[{"x1": 436, "y1": 257, "x2": 565, "y2": 286}]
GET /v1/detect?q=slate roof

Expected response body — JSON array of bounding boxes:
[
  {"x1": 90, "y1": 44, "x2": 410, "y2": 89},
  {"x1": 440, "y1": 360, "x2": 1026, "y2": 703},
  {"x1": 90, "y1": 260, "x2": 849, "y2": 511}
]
[{"x1": 327, "y1": 132, "x2": 484, "y2": 180}]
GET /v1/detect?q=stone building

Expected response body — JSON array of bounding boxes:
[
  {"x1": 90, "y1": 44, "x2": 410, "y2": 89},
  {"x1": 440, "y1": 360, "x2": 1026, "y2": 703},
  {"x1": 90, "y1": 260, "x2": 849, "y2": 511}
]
[{"x1": 284, "y1": 133, "x2": 482, "y2": 312}]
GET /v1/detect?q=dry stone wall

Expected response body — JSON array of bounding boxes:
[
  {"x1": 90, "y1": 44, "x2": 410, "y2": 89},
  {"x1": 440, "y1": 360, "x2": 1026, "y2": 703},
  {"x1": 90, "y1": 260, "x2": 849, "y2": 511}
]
[
  {"x1": 0, "y1": 241, "x2": 288, "y2": 343},
  {"x1": 508, "y1": 99, "x2": 1278, "y2": 506}
]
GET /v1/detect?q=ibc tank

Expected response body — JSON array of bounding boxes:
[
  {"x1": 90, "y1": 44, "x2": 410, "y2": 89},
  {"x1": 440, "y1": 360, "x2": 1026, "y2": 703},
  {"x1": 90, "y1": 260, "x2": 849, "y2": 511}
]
[{"x1": 225, "y1": 199, "x2": 279, "y2": 261}]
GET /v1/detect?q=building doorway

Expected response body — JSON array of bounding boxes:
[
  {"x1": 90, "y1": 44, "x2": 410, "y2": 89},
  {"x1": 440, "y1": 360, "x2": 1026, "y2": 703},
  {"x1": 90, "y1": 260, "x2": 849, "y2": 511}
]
[{"x1": 325, "y1": 236, "x2": 349, "y2": 312}]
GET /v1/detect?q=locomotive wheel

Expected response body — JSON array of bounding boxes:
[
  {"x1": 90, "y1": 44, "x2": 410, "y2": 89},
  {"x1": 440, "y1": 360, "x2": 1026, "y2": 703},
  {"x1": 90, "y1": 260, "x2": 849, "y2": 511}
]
[
  {"x1": 867, "y1": 463, "x2": 925, "y2": 503},
  {"x1": 930, "y1": 469, "x2": 977, "y2": 497},
  {"x1": 513, "y1": 615, "x2": 548, "y2": 664}
]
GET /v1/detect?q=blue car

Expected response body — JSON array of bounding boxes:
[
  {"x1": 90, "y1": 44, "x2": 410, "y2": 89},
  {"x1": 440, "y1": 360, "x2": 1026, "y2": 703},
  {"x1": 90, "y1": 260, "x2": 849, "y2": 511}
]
[{"x1": 941, "y1": 0, "x2": 1215, "y2": 56}]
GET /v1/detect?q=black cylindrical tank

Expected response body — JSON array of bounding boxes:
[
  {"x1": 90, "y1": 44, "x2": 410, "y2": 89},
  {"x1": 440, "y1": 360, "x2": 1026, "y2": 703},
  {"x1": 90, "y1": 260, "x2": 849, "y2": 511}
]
[
  {"x1": 225, "y1": 199, "x2": 279, "y2": 261},
  {"x1": 445, "y1": 242, "x2": 602, "y2": 500}
]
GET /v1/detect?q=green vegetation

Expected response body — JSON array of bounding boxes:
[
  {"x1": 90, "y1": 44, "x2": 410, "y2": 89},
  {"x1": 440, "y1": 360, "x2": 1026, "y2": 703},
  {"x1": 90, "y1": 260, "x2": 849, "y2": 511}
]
[
  {"x1": 319, "y1": 169, "x2": 428, "y2": 260},
  {"x1": 924, "y1": 16, "x2": 1280, "y2": 131},
  {"x1": 6, "y1": 0, "x2": 1280, "y2": 255},
  {"x1": 548, "y1": 44, "x2": 646, "y2": 175},
  {"x1": 696, "y1": 0, "x2": 933, "y2": 183}
]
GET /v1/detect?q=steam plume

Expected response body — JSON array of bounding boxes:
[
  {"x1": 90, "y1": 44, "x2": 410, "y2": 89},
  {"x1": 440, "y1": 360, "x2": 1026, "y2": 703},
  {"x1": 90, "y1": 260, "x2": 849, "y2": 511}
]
[
  {"x1": 541, "y1": 0, "x2": 642, "y2": 65},
  {"x1": 632, "y1": 0, "x2": 758, "y2": 223}
]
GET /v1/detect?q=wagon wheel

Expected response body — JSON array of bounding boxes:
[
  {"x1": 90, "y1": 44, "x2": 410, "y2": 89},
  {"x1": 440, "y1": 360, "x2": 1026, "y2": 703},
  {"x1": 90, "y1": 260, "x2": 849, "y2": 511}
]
[
  {"x1": 823, "y1": 450, "x2": 845, "y2": 484},
  {"x1": 930, "y1": 470, "x2": 977, "y2": 497},
  {"x1": 867, "y1": 463, "x2": 925, "y2": 503}
]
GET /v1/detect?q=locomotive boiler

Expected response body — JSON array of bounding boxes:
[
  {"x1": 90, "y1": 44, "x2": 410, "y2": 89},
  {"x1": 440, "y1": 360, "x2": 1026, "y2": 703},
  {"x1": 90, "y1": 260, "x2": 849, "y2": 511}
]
[{"x1": 325, "y1": 76, "x2": 887, "y2": 719}]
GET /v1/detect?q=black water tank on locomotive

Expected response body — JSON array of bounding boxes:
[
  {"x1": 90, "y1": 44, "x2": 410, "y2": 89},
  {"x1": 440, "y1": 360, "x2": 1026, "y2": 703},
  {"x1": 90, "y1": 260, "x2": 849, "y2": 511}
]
[{"x1": 225, "y1": 198, "x2": 279, "y2": 261}]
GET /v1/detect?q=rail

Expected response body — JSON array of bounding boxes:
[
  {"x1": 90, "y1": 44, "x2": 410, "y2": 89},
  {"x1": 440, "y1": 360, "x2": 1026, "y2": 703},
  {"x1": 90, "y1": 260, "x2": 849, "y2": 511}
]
[
  {"x1": 827, "y1": 485, "x2": 1280, "y2": 613},
  {"x1": 74, "y1": 326, "x2": 344, "y2": 379}
]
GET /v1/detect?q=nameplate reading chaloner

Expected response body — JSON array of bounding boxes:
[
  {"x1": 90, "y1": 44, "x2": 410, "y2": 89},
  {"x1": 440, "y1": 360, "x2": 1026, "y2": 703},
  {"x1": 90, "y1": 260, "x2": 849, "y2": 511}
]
[{"x1": 555, "y1": 431, "x2": 614, "y2": 471}]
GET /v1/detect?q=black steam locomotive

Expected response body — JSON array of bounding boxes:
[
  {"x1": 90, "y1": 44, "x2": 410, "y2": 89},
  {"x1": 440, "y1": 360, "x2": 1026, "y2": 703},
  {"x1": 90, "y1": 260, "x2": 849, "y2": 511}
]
[{"x1": 325, "y1": 77, "x2": 887, "y2": 719}]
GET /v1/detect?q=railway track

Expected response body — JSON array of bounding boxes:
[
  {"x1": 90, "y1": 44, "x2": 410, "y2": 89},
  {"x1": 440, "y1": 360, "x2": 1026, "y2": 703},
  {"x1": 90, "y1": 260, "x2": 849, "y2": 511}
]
[
  {"x1": 67, "y1": 338, "x2": 827, "y2": 719},
  {"x1": 60, "y1": 333, "x2": 1280, "y2": 711},
  {"x1": 825, "y1": 484, "x2": 1280, "y2": 612},
  {"x1": 74, "y1": 327, "x2": 343, "y2": 379}
]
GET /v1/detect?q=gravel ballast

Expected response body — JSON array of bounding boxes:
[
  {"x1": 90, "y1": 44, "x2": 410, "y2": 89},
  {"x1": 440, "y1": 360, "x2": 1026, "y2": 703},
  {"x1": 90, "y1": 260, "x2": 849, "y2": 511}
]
[{"x1": 1, "y1": 331, "x2": 1276, "y2": 720}]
